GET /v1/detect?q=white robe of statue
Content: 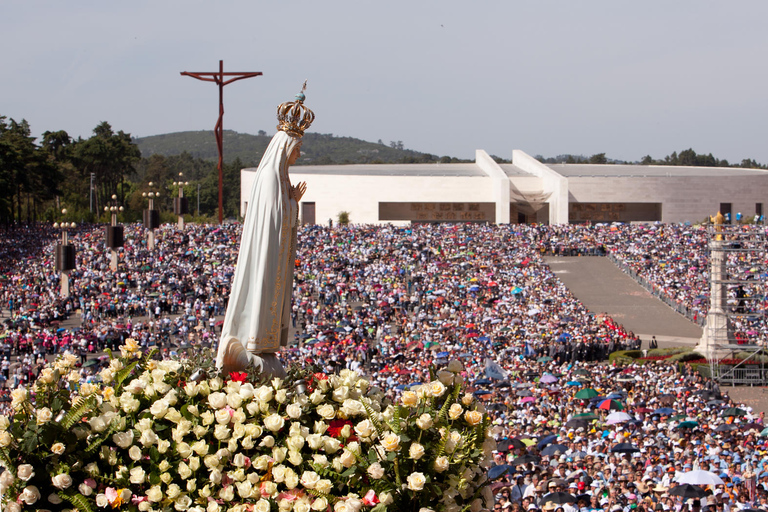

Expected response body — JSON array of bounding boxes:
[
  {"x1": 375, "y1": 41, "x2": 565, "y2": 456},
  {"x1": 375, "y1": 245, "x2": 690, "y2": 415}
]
[{"x1": 216, "y1": 131, "x2": 300, "y2": 377}]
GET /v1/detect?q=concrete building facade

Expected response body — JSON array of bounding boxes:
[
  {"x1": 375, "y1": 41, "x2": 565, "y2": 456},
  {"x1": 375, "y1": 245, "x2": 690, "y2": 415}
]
[{"x1": 240, "y1": 149, "x2": 768, "y2": 225}]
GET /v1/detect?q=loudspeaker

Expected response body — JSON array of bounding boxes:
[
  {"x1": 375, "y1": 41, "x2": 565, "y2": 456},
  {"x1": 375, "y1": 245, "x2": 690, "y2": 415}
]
[
  {"x1": 173, "y1": 197, "x2": 190, "y2": 215},
  {"x1": 106, "y1": 225, "x2": 124, "y2": 249},
  {"x1": 55, "y1": 244, "x2": 76, "y2": 271},
  {"x1": 143, "y1": 209, "x2": 160, "y2": 229}
]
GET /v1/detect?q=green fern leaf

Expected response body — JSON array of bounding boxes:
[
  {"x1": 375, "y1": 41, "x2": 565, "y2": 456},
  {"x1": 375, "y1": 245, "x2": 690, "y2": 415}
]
[
  {"x1": 60, "y1": 395, "x2": 98, "y2": 430},
  {"x1": 59, "y1": 490, "x2": 96, "y2": 512}
]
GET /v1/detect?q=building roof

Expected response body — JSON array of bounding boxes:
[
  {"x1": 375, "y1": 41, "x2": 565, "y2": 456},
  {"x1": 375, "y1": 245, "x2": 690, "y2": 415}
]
[
  {"x1": 269, "y1": 163, "x2": 487, "y2": 177},
  {"x1": 498, "y1": 164, "x2": 536, "y2": 177},
  {"x1": 546, "y1": 163, "x2": 768, "y2": 178}
]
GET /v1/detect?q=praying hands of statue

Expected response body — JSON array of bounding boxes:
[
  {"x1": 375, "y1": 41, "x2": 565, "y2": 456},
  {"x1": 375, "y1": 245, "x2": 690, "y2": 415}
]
[{"x1": 292, "y1": 181, "x2": 307, "y2": 203}]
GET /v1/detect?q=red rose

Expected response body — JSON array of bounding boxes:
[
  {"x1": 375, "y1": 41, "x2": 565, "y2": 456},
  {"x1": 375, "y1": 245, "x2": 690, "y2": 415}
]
[{"x1": 229, "y1": 372, "x2": 248, "y2": 383}]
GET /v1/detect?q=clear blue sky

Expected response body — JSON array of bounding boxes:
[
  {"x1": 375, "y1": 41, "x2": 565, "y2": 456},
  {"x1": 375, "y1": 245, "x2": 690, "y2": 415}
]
[{"x1": 3, "y1": 1, "x2": 768, "y2": 163}]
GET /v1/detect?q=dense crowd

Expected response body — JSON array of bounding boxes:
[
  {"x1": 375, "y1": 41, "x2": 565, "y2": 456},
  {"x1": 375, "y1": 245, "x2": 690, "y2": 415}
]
[
  {"x1": 0, "y1": 220, "x2": 767, "y2": 511},
  {"x1": 606, "y1": 224, "x2": 767, "y2": 343},
  {"x1": 1, "y1": 221, "x2": 766, "y2": 391}
]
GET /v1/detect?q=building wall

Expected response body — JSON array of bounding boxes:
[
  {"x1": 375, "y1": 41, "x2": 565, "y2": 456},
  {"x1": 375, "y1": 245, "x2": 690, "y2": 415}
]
[
  {"x1": 241, "y1": 170, "x2": 493, "y2": 225},
  {"x1": 240, "y1": 155, "x2": 768, "y2": 226},
  {"x1": 568, "y1": 176, "x2": 768, "y2": 223}
]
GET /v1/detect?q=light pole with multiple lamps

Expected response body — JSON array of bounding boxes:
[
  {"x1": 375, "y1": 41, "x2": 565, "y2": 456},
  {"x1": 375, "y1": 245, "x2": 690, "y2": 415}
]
[
  {"x1": 173, "y1": 173, "x2": 190, "y2": 229},
  {"x1": 104, "y1": 194, "x2": 125, "y2": 271},
  {"x1": 143, "y1": 183, "x2": 161, "y2": 250},
  {"x1": 53, "y1": 209, "x2": 77, "y2": 298}
]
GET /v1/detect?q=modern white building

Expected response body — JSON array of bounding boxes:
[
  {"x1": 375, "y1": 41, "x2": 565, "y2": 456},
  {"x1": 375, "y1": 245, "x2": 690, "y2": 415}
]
[{"x1": 240, "y1": 149, "x2": 768, "y2": 225}]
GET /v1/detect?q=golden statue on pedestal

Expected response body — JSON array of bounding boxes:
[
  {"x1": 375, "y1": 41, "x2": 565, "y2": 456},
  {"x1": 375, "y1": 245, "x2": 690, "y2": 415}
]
[{"x1": 710, "y1": 211, "x2": 724, "y2": 240}]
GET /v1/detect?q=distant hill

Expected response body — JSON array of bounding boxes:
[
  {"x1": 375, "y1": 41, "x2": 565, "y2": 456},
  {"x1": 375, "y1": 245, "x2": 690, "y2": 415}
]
[{"x1": 133, "y1": 131, "x2": 466, "y2": 166}]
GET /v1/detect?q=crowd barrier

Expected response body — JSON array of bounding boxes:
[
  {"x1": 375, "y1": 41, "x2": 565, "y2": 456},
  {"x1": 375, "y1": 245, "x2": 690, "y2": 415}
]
[
  {"x1": 606, "y1": 253, "x2": 706, "y2": 327},
  {"x1": 713, "y1": 365, "x2": 768, "y2": 386}
]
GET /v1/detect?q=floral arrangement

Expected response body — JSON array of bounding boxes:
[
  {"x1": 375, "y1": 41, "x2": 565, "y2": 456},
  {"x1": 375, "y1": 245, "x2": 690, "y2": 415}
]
[{"x1": 0, "y1": 343, "x2": 494, "y2": 512}]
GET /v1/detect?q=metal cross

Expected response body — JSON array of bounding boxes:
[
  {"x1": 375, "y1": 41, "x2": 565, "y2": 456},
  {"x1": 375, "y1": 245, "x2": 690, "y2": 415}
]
[{"x1": 181, "y1": 60, "x2": 263, "y2": 224}]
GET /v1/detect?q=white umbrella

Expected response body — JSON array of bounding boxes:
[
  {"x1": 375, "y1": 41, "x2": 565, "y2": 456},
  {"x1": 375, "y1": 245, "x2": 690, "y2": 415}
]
[
  {"x1": 676, "y1": 470, "x2": 724, "y2": 486},
  {"x1": 605, "y1": 412, "x2": 633, "y2": 425}
]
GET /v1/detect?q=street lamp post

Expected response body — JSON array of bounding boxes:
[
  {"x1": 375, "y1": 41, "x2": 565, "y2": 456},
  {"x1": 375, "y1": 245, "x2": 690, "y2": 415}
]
[
  {"x1": 142, "y1": 182, "x2": 161, "y2": 250},
  {"x1": 104, "y1": 194, "x2": 125, "y2": 272},
  {"x1": 54, "y1": 209, "x2": 77, "y2": 298},
  {"x1": 173, "y1": 173, "x2": 190, "y2": 229}
]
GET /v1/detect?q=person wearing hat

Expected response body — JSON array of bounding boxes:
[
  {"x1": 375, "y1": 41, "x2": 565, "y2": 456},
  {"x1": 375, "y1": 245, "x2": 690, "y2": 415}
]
[{"x1": 634, "y1": 481, "x2": 650, "y2": 496}]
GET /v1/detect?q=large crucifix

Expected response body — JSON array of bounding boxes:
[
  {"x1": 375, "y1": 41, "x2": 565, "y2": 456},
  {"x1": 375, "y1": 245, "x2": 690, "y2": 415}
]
[{"x1": 181, "y1": 60, "x2": 263, "y2": 224}]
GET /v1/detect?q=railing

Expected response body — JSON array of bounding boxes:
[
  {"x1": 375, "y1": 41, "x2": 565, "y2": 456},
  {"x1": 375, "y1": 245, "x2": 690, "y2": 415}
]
[
  {"x1": 713, "y1": 366, "x2": 768, "y2": 386},
  {"x1": 607, "y1": 253, "x2": 706, "y2": 327}
]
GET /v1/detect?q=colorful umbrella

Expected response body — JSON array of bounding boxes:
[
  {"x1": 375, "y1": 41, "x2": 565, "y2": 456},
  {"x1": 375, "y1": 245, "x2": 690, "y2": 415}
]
[
  {"x1": 575, "y1": 388, "x2": 599, "y2": 400},
  {"x1": 597, "y1": 399, "x2": 624, "y2": 411}
]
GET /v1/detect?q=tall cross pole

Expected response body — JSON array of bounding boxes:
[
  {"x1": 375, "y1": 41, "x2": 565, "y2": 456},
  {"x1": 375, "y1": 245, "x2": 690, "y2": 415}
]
[{"x1": 181, "y1": 60, "x2": 263, "y2": 224}]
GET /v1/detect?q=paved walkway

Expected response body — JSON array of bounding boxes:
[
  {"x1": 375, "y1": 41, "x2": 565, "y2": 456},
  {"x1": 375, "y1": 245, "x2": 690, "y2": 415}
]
[{"x1": 545, "y1": 256, "x2": 702, "y2": 348}]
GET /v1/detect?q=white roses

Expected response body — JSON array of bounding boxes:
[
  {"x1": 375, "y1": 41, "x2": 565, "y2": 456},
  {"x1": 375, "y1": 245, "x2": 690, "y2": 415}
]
[
  {"x1": 367, "y1": 462, "x2": 385, "y2": 479},
  {"x1": 409, "y1": 442, "x2": 425, "y2": 460},
  {"x1": 208, "y1": 392, "x2": 227, "y2": 410},
  {"x1": 19, "y1": 485, "x2": 40, "y2": 505},
  {"x1": 17, "y1": 464, "x2": 35, "y2": 481},
  {"x1": 264, "y1": 413, "x2": 285, "y2": 432},
  {"x1": 112, "y1": 430, "x2": 134, "y2": 449},
  {"x1": 51, "y1": 473, "x2": 73, "y2": 489},
  {"x1": 407, "y1": 472, "x2": 426, "y2": 491}
]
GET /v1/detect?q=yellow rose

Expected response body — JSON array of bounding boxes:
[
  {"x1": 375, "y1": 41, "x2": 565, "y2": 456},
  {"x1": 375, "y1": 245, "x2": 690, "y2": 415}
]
[
  {"x1": 428, "y1": 381, "x2": 446, "y2": 397},
  {"x1": 400, "y1": 391, "x2": 418, "y2": 407},
  {"x1": 464, "y1": 410, "x2": 483, "y2": 426},
  {"x1": 416, "y1": 413, "x2": 433, "y2": 430},
  {"x1": 381, "y1": 432, "x2": 401, "y2": 452},
  {"x1": 448, "y1": 403, "x2": 463, "y2": 420}
]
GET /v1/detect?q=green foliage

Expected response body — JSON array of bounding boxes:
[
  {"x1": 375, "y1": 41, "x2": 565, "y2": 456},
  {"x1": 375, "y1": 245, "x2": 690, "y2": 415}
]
[
  {"x1": 607, "y1": 350, "x2": 643, "y2": 362},
  {"x1": 59, "y1": 490, "x2": 96, "y2": 512},
  {"x1": 589, "y1": 153, "x2": 607, "y2": 164},
  {"x1": 133, "y1": 131, "x2": 472, "y2": 166},
  {"x1": 60, "y1": 395, "x2": 98, "y2": 430},
  {"x1": 537, "y1": 148, "x2": 768, "y2": 168},
  {"x1": 0, "y1": 116, "x2": 62, "y2": 224},
  {"x1": 337, "y1": 211, "x2": 351, "y2": 225},
  {"x1": 647, "y1": 347, "x2": 690, "y2": 356},
  {"x1": 667, "y1": 351, "x2": 704, "y2": 362}
]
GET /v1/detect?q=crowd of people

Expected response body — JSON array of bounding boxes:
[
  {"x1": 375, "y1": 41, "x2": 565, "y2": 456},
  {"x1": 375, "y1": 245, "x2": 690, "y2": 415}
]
[
  {"x1": 606, "y1": 223, "x2": 766, "y2": 343},
  {"x1": 0, "y1": 220, "x2": 767, "y2": 510},
  {"x1": 0, "y1": 221, "x2": 765, "y2": 388}
]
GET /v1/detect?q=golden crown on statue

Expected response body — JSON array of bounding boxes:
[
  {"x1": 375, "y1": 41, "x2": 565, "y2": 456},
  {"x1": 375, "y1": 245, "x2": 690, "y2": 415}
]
[{"x1": 277, "y1": 80, "x2": 315, "y2": 138}]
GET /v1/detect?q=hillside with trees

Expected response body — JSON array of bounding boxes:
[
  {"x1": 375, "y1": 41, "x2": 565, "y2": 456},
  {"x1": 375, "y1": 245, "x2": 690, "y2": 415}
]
[{"x1": 134, "y1": 130, "x2": 472, "y2": 166}]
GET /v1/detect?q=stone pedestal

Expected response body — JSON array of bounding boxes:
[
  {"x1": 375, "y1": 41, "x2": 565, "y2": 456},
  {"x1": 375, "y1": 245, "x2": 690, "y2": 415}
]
[
  {"x1": 60, "y1": 272, "x2": 70, "y2": 298},
  {"x1": 695, "y1": 311, "x2": 731, "y2": 360},
  {"x1": 695, "y1": 240, "x2": 734, "y2": 360}
]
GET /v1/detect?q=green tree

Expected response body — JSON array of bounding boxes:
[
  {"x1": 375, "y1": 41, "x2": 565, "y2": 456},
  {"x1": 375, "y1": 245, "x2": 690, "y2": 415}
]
[
  {"x1": 0, "y1": 117, "x2": 60, "y2": 224},
  {"x1": 74, "y1": 122, "x2": 140, "y2": 213},
  {"x1": 589, "y1": 153, "x2": 607, "y2": 164}
]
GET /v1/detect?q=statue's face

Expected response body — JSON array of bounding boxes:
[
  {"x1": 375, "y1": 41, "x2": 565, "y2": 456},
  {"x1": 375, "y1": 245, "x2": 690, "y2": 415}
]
[{"x1": 288, "y1": 142, "x2": 302, "y2": 166}]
